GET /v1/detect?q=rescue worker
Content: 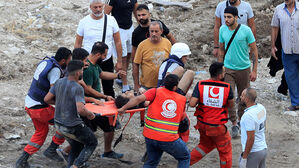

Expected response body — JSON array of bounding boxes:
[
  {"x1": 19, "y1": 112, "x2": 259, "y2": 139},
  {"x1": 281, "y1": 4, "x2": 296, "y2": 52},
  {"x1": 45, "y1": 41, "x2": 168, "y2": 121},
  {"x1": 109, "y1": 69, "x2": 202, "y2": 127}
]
[
  {"x1": 16, "y1": 47, "x2": 72, "y2": 168},
  {"x1": 189, "y1": 62, "x2": 234, "y2": 167},
  {"x1": 118, "y1": 74, "x2": 190, "y2": 168}
]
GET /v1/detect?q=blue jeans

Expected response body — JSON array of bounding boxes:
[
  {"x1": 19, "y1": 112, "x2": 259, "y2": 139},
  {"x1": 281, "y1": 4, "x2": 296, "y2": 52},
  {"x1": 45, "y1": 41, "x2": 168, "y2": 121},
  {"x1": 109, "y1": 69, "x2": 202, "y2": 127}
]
[
  {"x1": 55, "y1": 123, "x2": 98, "y2": 168},
  {"x1": 282, "y1": 51, "x2": 299, "y2": 106},
  {"x1": 144, "y1": 137, "x2": 190, "y2": 168}
]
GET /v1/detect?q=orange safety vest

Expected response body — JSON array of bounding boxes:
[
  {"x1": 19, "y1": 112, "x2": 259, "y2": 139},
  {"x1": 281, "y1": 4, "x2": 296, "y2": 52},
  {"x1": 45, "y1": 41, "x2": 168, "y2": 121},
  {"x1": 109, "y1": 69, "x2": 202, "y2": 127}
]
[
  {"x1": 194, "y1": 80, "x2": 230, "y2": 125},
  {"x1": 143, "y1": 87, "x2": 186, "y2": 142}
]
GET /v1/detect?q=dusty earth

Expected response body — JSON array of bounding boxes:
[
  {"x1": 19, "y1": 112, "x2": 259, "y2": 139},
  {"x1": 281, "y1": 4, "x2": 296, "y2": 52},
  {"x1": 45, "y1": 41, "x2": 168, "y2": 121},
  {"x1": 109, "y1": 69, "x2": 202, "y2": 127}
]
[{"x1": 0, "y1": 0, "x2": 298, "y2": 167}]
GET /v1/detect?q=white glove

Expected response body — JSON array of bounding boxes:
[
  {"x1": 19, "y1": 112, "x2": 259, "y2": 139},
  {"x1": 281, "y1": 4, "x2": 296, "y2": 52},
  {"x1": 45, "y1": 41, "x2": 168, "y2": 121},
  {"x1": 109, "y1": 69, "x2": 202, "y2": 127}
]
[{"x1": 239, "y1": 156, "x2": 247, "y2": 168}]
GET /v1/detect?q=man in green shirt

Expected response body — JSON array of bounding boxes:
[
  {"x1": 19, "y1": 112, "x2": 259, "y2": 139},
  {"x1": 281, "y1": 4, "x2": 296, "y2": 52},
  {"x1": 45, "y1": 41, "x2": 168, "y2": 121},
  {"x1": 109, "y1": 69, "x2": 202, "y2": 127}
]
[{"x1": 83, "y1": 41, "x2": 126, "y2": 159}]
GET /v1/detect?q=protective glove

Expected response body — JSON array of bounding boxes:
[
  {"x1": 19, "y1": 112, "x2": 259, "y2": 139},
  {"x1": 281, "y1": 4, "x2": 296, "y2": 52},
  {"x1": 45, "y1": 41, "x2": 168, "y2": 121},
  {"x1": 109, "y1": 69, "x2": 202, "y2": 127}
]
[{"x1": 239, "y1": 156, "x2": 247, "y2": 168}]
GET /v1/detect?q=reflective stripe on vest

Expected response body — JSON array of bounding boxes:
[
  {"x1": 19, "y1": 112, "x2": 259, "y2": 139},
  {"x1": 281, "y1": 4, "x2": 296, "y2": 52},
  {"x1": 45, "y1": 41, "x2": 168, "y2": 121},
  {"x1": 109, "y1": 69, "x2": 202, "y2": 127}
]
[{"x1": 145, "y1": 116, "x2": 179, "y2": 134}]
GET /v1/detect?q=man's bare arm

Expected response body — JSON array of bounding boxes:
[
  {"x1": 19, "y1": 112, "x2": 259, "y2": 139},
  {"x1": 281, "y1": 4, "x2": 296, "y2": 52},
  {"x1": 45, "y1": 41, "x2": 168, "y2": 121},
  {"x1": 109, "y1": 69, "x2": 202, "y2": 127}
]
[
  {"x1": 133, "y1": 63, "x2": 140, "y2": 92},
  {"x1": 74, "y1": 34, "x2": 83, "y2": 49},
  {"x1": 189, "y1": 97, "x2": 199, "y2": 108},
  {"x1": 113, "y1": 31, "x2": 123, "y2": 71},
  {"x1": 218, "y1": 43, "x2": 225, "y2": 62},
  {"x1": 242, "y1": 131, "x2": 255, "y2": 158},
  {"x1": 249, "y1": 42, "x2": 258, "y2": 82},
  {"x1": 166, "y1": 32, "x2": 176, "y2": 45},
  {"x1": 213, "y1": 17, "x2": 221, "y2": 57},
  {"x1": 271, "y1": 27, "x2": 279, "y2": 60},
  {"x1": 44, "y1": 92, "x2": 55, "y2": 105},
  {"x1": 247, "y1": 17, "x2": 256, "y2": 38}
]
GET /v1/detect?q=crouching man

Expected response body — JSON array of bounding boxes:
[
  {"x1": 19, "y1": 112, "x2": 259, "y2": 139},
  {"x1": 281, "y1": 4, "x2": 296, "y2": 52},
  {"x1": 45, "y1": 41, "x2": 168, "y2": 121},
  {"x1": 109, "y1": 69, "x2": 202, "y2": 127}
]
[
  {"x1": 118, "y1": 74, "x2": 190, "y2": 168},
  {"x1": 44, "y1": 60, "x2": 98, "y2": 168}
]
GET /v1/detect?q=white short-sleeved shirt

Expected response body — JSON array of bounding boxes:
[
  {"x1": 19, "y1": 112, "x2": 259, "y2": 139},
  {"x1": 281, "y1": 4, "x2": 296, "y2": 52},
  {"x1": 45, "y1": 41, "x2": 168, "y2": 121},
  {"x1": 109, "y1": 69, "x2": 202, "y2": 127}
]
[
  {"x1": 240, "y1": 103, "x2": 267, "y2": 153},
  {"x1": 76, "y1": 14, "x2": 119, "y2": 61},
  {"x1": 215, "y1": 0, "x2": 254, "y2": 26},
  {"x1": 158, "y1": 62, "x2": 179, "y2": 80},
  {"x1": 25, "y1": 67, "x2": 61, "y2": 108}
]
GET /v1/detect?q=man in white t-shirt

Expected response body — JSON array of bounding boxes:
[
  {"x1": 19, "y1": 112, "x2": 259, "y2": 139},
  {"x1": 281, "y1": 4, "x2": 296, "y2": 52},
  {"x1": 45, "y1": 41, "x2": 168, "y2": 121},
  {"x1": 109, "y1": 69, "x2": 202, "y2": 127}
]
[
  {"x1": 158, "y1": 42, "x2": 194, "y2": 96},
  {"x1": 213, "y1": 0, "x2": 256, "y2": 58},
  {"x1": 74, "y1": 0, "x2": 122, "y2": 98},
  {"x1": 239, "y1": 88, "x2": 267, "y2": 168}
]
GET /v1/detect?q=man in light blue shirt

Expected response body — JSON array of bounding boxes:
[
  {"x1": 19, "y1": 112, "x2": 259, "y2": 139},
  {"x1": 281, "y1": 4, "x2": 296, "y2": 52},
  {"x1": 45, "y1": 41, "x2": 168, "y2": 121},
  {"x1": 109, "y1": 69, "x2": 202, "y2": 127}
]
[
  {"x1": 239, "y1": 88, "x2": 267, "y2": 168},
  {"x1": 218, "y1": 6, "x2": 258, "y2": 138}
]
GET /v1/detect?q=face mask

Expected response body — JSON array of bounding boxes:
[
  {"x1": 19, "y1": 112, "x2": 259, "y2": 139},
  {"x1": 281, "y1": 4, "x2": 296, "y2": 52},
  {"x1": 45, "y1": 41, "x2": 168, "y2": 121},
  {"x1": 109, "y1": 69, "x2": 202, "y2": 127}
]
[
  {"x1": 92, "y1": 11, "x2": 103, "y2": 17},
  {"x1": 139, "y1": 18, "x2": 149, "y2": 25}
]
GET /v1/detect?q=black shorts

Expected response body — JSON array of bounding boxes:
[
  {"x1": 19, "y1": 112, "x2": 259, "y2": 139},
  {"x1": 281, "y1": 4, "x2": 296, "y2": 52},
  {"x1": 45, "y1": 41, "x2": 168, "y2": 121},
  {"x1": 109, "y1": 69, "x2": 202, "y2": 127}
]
[{"x1": 82, "y1": 116, "x2": 115, "y2": 133}]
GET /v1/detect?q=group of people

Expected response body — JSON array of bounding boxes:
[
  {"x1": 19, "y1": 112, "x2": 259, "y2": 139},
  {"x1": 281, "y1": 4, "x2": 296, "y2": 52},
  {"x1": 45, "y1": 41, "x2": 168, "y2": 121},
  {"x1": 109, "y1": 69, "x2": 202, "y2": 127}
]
[{"x1": 15, "y1": 0, "x2": 299, "y2": 168}]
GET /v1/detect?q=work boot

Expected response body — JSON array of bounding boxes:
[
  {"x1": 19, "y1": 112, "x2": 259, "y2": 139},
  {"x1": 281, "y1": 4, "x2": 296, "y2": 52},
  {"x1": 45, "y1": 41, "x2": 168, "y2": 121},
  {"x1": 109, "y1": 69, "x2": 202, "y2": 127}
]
[
  {"x1": 43, "y1": 141, "x2": 63, "y2": 162},
  {"x1": 15, "y1": 151, "x2": 30, "y2": 168}
]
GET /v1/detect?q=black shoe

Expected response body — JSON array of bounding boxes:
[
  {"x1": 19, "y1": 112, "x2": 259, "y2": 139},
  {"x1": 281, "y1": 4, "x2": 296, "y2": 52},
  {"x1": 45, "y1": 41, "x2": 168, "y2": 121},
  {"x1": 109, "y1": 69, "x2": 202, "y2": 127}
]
[
  {"x1": 16, "y1": 151, "x2": 30, "y2": 168},
  {"x1": 43, "y1": 141, "x2": 63, "y2": 162},
  {"x1": 101, "y1": 151, "x2": 124, "y2": 159}
]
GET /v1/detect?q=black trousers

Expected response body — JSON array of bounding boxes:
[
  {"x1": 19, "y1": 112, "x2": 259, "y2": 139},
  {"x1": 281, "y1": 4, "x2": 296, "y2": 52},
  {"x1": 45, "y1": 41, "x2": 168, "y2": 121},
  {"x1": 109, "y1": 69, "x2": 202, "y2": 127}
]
[{"x1": 100, "y1": 57, "x2": 115, "y2": 98}]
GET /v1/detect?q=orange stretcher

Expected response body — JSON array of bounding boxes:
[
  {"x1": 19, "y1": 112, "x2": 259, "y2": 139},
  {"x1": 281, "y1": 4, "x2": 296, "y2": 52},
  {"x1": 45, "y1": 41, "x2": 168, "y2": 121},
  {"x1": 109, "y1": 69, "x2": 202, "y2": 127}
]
[{"x1": 85, "y1": 101, "x2": 146, "y2": 126}]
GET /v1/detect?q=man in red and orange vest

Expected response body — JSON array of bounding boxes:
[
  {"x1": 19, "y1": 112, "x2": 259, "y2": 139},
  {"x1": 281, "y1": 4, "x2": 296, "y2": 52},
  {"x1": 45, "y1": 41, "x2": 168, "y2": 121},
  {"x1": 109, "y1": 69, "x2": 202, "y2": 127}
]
[
  {"x1": 118, "y1": 74, "x2": 190, "y2": 168},
  {"x1": 189, "y1": 62, "x2": 234, "y2": 167}
]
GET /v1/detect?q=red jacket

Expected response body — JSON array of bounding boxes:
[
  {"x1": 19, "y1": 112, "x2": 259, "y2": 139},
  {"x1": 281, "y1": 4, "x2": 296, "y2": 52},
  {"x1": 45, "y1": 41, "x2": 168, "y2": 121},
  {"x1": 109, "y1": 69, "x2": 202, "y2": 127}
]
[{"x1": 194, "y1": 80, "x2": 230, "y2": 125}]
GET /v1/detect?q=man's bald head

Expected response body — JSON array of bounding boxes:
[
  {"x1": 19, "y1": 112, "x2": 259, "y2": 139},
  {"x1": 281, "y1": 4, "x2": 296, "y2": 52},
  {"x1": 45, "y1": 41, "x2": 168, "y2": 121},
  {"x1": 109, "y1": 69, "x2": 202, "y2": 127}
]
[{"x1": 244, "y1": 88, "x2": 257, "y2": 103}]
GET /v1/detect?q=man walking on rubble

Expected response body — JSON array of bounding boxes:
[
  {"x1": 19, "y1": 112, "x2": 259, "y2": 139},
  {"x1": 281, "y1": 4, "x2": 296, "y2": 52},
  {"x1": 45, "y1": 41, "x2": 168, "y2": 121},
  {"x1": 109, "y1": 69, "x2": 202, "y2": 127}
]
[
  {"x1": 16, "y1": 47, "x2": 72, "y2": 168},
  {"x1": 189, "y1": 62, "x2": 234, "y2": 168},
  {"x1": 218, "y1": 6, "x2": 258, "y2": 138}
]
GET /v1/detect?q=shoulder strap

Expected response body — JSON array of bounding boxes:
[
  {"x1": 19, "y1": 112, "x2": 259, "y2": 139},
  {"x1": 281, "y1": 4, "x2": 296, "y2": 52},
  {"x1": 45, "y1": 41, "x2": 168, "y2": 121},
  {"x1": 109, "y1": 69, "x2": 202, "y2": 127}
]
[
  {"x1": 102, "y1": 14, "x2": 107, "y2": 43},
  {"x1": 226, "y1": 0, "x2": 229, "y2": 7},
  {"x1": 224, "y1": 24, "x2": 241, "y2": 57}
]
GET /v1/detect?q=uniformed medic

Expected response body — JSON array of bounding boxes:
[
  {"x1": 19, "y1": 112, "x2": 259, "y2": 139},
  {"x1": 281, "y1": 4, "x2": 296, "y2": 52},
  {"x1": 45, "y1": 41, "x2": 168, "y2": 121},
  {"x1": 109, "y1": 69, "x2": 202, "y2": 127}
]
[
  {"x1": 16, "y1": 47, "x2": 72, "y2": 168},
  {"x1": 118, "y1": 74, "x2": 190, "y2": 168},
  {"x1": 189, "y1": 62, "x2": 234, "y2": 167}
]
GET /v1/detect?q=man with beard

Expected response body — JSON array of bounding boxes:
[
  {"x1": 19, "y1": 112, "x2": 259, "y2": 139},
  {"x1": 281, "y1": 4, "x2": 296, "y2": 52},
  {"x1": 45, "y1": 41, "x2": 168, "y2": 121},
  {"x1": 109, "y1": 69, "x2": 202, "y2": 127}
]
[
  {"x1": 83, "y1": 42, "x2": 126, "y2": 159},
  {"x1": 74, "y1": 0, "x2": 122, "y2": 98},
  {"x1": 132, "y1": 4, "x2": 176, "y2": 86},
  {"x1": 189, "y1": 62, "x2": 234, "y2": 167},
  {"x1": 104, "y1": 0, "x2": 138, "y2": 93},
  {"x1": 271, "y1": 0, "x2": 299, "y2": 111},
  {"x1": 214, "y1": 0, "x2": 256, "y2": 58},
  {"x1": 16, "y1": 47, "x2": 72, "y2": 168},
  {"x1": 218, "y1": 6, "x2": 258, "y2": 138},
  {"x1": 133, "y1": 21, "x2": 172, "y2": 93},
  {"x1": 239, "y1": 88, "x2": 267, "y2": 168},
  {"x1": 44, "y1": 60, "x2": 98, "y2": 168}
]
